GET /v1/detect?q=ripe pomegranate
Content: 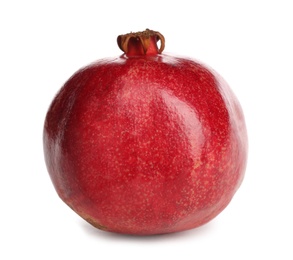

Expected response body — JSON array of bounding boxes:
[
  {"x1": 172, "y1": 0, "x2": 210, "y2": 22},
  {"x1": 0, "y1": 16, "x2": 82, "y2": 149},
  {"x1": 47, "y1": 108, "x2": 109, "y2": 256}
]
[{"x1": 43, "y1": 29, "x2": 248, "y2": 235}]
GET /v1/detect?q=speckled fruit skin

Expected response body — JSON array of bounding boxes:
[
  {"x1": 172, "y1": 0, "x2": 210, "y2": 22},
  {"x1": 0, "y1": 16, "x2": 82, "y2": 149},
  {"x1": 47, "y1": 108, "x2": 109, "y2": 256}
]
[{"x1": 44, "y1": 31, "x2": 247, "y2": 235}]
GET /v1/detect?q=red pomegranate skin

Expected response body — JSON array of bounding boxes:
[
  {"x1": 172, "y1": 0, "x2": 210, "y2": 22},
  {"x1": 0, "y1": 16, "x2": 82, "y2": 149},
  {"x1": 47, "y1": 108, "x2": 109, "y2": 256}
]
[{"x1": 44, "y1": 32, "x2": 247, "y2": 235}]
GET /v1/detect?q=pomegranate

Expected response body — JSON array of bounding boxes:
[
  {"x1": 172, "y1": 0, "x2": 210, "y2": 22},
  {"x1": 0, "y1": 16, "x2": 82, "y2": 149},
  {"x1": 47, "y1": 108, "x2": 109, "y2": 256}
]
[{"x1": 43, "y1": 29, "x2": 248, "y2": 235}]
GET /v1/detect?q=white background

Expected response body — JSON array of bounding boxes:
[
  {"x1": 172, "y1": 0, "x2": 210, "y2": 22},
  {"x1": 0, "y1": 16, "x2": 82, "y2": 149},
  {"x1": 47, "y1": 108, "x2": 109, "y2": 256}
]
[{"x1": 1, "y1": 0, "x2": 292, "y2": 259}]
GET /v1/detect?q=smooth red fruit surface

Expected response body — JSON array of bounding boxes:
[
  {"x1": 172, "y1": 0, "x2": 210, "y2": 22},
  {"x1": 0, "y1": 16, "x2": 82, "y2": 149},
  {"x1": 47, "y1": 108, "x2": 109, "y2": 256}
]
[{"x1": 43, "y1": 29, "x2": 248, "y2": 235}]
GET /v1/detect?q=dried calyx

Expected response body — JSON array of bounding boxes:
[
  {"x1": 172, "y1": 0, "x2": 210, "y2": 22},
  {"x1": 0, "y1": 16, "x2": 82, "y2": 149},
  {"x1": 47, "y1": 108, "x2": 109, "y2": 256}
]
[{"x1": 117, "y1": 29, "x2": 165, "y2": 56}]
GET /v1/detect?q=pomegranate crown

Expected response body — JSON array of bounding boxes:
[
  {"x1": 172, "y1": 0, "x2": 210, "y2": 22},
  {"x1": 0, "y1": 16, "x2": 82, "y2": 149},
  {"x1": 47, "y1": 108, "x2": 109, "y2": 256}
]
[{"x1": 117, "y1": 29, "x2": 165, "y2": 56}]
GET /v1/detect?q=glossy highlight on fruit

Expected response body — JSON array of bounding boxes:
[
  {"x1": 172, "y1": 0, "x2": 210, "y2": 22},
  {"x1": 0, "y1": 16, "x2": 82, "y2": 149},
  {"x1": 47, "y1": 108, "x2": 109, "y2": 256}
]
[{"x1": 43, "y1": 29, "x2": 248, "y2": 235}]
